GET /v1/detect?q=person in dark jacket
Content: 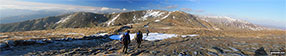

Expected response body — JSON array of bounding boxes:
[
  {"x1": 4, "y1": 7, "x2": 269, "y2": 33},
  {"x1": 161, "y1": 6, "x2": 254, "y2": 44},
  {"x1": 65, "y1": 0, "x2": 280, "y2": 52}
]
[
  {"x1": 135, "y1": 31, "x2": 143, "y2": 48},
  {"x1": 146, "y1": 29, "x2": 149, "y2": 36},
  {"x1": 121, "y1": 30, "x2": 131, "y2": 53}
]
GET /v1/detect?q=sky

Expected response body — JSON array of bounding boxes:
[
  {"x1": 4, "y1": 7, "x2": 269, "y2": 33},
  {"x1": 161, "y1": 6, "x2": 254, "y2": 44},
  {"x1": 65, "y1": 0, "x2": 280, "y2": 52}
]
[{"x1": 0, "y1": 0, "x2": 285, "y2": 28}]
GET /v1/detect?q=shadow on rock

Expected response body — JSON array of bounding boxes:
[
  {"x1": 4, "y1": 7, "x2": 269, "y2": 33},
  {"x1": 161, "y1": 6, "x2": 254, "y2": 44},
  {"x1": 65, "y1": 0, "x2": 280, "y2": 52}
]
[{"x1": 255, "y1": 47, "x2": 268, "y2": 56}]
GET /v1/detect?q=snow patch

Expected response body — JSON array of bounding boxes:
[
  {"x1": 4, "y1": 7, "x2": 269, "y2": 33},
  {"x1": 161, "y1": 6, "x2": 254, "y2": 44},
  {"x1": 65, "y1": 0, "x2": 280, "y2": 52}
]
[
  {"x1": 132, "y1": 15, "x2": 137, "y2": 21},
  {"x1": 107, "y1": 14, "x2": 121, "y2": 26},
  {"x1": 154, "y1": 12, "x2": 171, "y2": 22},
  {"x1": 56, "y1": 15, "x2": 73, "y2": 24},
  {"x1": 141, "y1": 33, "x2": 177, "y2": 41},
  {"x1": 161, "y1": 12, "x2": 171, "y2": 19},
  {"x1": 109, "y1": 33, "x2": 198, "y2": 41},
  {"x1": 140, "y1": 10, "x2": 165, "y2": 21},
  {"x1": 160, "y1": 27, "x2": 171, "y2": 29},
  {"x1": 44, "y1": 24, "x2": 47, "y2": 27},
  {"x1": 90, "y1": 33, "x2": 108, "y2": 36},
  {"x1": 213, "y1": 27, "x2": 220, "y2": 30},
  {"x1": 181, "y1": 34, "x2": 199, "y2": 38},
  {"x1": 66, "y1": 33, "x2": 84, "y2": 35},
  {"x1": 229, "y1": 47, "x2": 239, "y2": 51},
  {"x1": 154, "y1": 20, "x2": 160, "y2": 22},
  {"x1": 109, "y1": 35, "x2": 122, "y2": 40}
]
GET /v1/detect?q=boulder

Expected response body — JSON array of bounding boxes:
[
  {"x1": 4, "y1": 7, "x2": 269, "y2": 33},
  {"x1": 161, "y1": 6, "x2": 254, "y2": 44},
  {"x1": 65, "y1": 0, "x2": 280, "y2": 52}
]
[
  {"x1": 241, "y1": 51, "x2": 255, "y2": 55},
  {"x1": 212, "y1": 38, "x2": 218, "y2": 40},
  {"x1": 154, "y1": 40, "x2": 161, "y2": 42},
  {"x1": 0, "y1": 43, "x2": 7, "y2": 48},
  {"x1": 173, "y1": 50, "x2": 178, "y2": 54},
  {"x1": 66, "y1": 38, "x2": 73, "y2": 41},
  {"x1": 207, "y1": 52, "x2": 218, "y2": 56},
  {"x1": 206, "y1": 48, "x2": 218, "y2": 53},
  {"x1": 229, "y1": 47, "x2": 240, "y2": 52},
  {"x1": 255, "y1": 47, "x2": 268, "y2": 56},
  {"x1": 178, "y1": 53, "x2": 183, "y2": 56},
  {"x1": 14, "y1": 40, "x2": 36, "y2": 46},
  {"x1": 58, "y1": 38, "x2": 73, "y2": 41},
  {"x1": 212, "y1": 47, "x2": 224, "y2": 54},
  {"x1": 107, "y1": 47, "x2": 117, "y2": 51},
  {"x1": 5, "y1": 40, "x2": 15, "y2": 46},
  {"x1": 150, "y1": 51, "x2": 159, "y2": 54},
  {"x1": 36, "y1": 40, "x2": 47, "y2": 44},
  {"x1": 178, "y1": 52, "x2": 188, "y2": 56},
  {"x1": 192, "y1": 51, "x2": 198, "y2": 55},
  {"x1": 82, "y1": 36, "x2": 89, "y2": 39},
  {"x1": 42, "y1": 39, "x2": 54, "y2": 43}
]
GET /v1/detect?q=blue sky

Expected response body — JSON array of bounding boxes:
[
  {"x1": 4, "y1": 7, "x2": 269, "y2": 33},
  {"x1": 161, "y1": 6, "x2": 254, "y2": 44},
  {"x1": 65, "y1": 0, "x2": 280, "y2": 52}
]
[{"x1": 1, "y1": 0, "x2": 285, "y2": 27}]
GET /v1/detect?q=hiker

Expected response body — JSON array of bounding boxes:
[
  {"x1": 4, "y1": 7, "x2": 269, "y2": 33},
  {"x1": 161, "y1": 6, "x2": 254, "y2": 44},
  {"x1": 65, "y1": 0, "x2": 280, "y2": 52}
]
[
  {"x1": 146, "y1": 29, "x2": 149, "y2": 36},
  {"x1": 135, "y1": 31, "x2": 143, "y2": 48},
  {"x1": 121, "y1": 30, "x2": 131, "y2": 53}
]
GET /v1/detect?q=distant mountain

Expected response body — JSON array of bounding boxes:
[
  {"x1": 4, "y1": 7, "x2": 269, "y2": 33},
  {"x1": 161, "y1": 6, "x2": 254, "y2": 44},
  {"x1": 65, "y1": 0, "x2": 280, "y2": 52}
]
[
  {"x1": 0, "y1": 10, "x2": 270, "y2": 32},
  {"x1": 0, "y1": 12, "x2": 67, "y2": 24},
  {"x1": 0, "y1": 9, "x2": 70, "y2": 24},
  {"x1": 260, "y1": 24, "x2": 286, "y2": 30},
  {"x1": 198, "y1": 16, "x2": 267, "y2": 30}
]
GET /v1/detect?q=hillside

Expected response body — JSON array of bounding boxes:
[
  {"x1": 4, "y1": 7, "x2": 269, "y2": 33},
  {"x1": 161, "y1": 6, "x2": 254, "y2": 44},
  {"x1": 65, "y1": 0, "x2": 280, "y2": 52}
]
[
  {"x1": 0, "y1": 12, "x2": 108, "y2": 32},
  {"x1": 0, "y1": 10, "x2": 271, "y2": 32}
]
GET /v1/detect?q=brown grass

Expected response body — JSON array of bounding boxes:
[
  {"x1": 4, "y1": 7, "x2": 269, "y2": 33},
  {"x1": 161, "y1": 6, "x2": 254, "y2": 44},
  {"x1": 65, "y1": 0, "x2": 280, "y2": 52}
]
[{"x1": 0, "y1": 25, "x2": 284, "y2": 43}]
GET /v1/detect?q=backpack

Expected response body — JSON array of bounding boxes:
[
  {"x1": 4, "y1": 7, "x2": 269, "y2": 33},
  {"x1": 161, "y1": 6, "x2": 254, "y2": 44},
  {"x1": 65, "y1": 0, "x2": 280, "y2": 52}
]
[
  {"x1": 136, "y1": 32, "x2": 143, "y2": 41},
  {"x1": 121, "y1": 33, "x2": 130, "y2": 44}
]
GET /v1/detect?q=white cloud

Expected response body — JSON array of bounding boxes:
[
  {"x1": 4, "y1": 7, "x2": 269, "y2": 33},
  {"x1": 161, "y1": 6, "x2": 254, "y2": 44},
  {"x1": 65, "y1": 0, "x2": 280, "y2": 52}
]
[
  {"x1": 180, "y1": 8, "x2": 193, "y2": 12},
  {"x1": 101, "y1": 7, "x2": 110, "y2": 11},
  {"x1": 180, "y1": 8, "x2": 204, "y2": 13},
  {"x1": 165, "y1": 5, "x2": 178, "y2": 9},
  {"x1": 123, "y1": 8, "x2": 127, "y2": 11},
  {"x1": 0, "y1": 0, "x2": 128, "y2": 13}
]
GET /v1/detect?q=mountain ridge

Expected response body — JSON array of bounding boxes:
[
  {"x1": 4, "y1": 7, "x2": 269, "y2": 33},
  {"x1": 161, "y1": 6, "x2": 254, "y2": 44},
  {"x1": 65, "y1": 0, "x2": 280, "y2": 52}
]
[{"x1": 0, "y1": 10, "x2": 272, "y2": 32}]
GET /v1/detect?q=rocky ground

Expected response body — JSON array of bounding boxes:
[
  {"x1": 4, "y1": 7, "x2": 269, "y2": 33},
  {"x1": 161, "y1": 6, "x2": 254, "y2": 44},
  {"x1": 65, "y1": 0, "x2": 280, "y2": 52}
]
[
  {"x1": 1, "y1": 34, "x2": 284, "y2": 56},
  {"x1": 0, "y1": 26, "x2": 285, "y2": 56}
]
